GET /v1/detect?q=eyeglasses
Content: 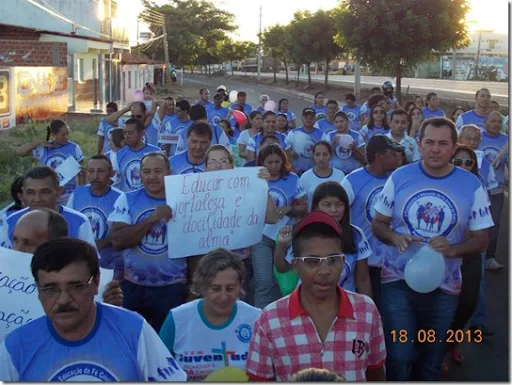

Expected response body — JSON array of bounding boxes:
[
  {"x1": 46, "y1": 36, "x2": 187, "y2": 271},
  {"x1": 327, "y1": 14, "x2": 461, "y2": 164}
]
[
  {"x1": 296, "y1": 254, "x2": 345, "y2": 268},
  {"x1": 38, "y1": 276, "x2": 94, "y2": 298},
  {"x1": 131, "y1": 114, "x2": 143, "y2": 119},
  {"x1": 452, "y1": 158, "x2": 475, "y2": 167},
  {"x1": 207, "y1": 159, "x2": 230, "y2": 167}
]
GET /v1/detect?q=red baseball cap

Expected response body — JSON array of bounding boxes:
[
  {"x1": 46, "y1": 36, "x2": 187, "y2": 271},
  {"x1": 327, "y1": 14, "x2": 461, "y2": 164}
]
[{"x1": 294, "y1": 211, "x2": 342, "y2": 237}]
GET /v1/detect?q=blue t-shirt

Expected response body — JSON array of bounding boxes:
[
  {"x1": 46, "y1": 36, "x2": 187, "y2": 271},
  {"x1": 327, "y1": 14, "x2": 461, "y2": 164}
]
[
  {"x1": 110, "y1": 143, "x2": 162, "y2": 192},
  {"x1": 230, "y1": 103, "x2": 254, "y2": 115},
  {"x1": 196, "y1": 100, "x2": 214, "y2": 110},
  {"x1": 66, "y1": 185, "x2": 123, "y2": 270},
  {"x1": 360, "y1": 125, "x2": 390, "y2": 142},
  {"x1": 144, "y1": 121, "x2": 159, "y2": 148},
  {"x1": 169, "y1": 151, "x2": 205, "y2": 175},
  {"x1": 97, "y1": 118, "x2": 116, "y2": 154},
  {"x1": 175, "y1": 123, "x2": 229, "y2": 153},
  {"x1": 0, "y1": 206, "x2": 97, "y2": 251},
  {"x1": 478, "y1": 156, "x2": 499, "y2": 192},
  {"x1": 310, "y1": 104, "x2": 326, "y2": 116},
  {"x1": 421, "y1": 107, "x2": 445, "y2": 119},
  {"x1": 314, "y1": 118, "x2": 336, "y2": 133},
  {"x1": 341, "y1": 105, "x2": 362, "y2": 131},
  {"x1": 162, "y1": 116, "x2": 193, "y2": 156},
  {"x1": 108, "y1": 189, "x2": 188, "y2": 287},
  {"x1": 277, "y1": 110, "x2": 296, "y2": 124},
  {"x1": 456, "y1": 110, "x2": 486, "y2": 132},
  {"x1": 256, "y1": 106, "x2": 266, "y2": 113},
  {"x1": 32, "y1": 141, "x2": 84, "y2": 204},
  {"x1": 285, "y1": 127, "x2": 324, "y2": 173},
  {"x1": 207, "y1": 106, "x2": 229, "y2": 126},
  {"x1": 374, "y1": 162, "x2": 494, "y2": 295},
  {"x1": 322, "y1": 129, "x2": 365, "y2": 174},
  {"x1": 0, "y1": 302, "x2": 187, "y2": 381},
  {"x1": 246, "y1": 132, "x2": 287, "y2": 156},
  {"x1": 479, "y1": 132, "x2": 509, "y2": 190},
  {"x1": 341, "y1": 167, "x2": 391, "y2": 268}
]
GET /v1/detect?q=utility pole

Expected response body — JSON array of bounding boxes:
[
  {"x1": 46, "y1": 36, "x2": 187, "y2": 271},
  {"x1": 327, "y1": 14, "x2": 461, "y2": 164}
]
[
  {"x1": 257, "y1": 6, "x2": 262, "y2": 82},
  {"x1": 162, "y1": 15, "x2": 171, "y2": 91},
  {"x1": 474, "y1": 29, "x2": 483, "y2": 80}
]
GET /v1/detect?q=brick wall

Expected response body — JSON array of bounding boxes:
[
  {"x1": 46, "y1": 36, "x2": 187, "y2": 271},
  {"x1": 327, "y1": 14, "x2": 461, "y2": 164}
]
[
  {"x1": 0, "y1": 29, "x2": 40, "y2": 41},
  {"x1": 0, "y1": 40, "x2": 67, "y2": 67}
]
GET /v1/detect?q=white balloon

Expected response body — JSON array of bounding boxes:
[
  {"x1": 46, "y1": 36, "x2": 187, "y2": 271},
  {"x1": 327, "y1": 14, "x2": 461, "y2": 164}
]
[
  {"x1": 229, "y1": 90, "x2": 238, "y2": 103},
  {"x1": 292, "y1": 131, "x2": 315, "y2": 159},
  {"x1": 338, "y1": 134, "x2": 354, "y2": 149},
  {"x1": 404, "y1": 243, "x2": 446, "y2": 293}
]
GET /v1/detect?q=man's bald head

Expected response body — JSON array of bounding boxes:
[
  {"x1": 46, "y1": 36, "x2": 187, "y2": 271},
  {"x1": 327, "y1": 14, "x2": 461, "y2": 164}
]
[{"x1": 13, "y1": 209, "x2": 68, "y2": 254}]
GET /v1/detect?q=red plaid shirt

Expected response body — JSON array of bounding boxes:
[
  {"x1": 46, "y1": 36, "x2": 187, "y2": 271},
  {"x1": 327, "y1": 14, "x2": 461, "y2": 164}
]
[{"x1": 246, "y1": 285, "x2": 386, "y2": 381}]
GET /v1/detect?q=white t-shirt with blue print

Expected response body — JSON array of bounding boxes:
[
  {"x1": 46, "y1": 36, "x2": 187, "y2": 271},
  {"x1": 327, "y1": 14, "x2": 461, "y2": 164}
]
[
  {"x1": 66, "y1": 185, "x2": 123, "y2": 270},
  {"x1": 32, "y1": 141, "x2": 84, "y2": 204},
  {"x1": 373, "y1": 162, "x2": 494, "y2": 295},
  {"x1": 285, "y1": 224, "x2": 372, "y2": 292},
  {"x1": 341, "y1": 167, "x2": 392, "y2": 268},
  {"x1": 108, "y1": 189, "x2": 188, "y2": 287},
  {"x1": 0, "y1": 302, "x2": 187, "y2": 381}
]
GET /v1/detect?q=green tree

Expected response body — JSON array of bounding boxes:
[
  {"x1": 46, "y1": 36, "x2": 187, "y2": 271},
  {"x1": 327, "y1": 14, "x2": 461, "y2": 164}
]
[
  {"x1": 334, "y1": 0, "x2": 471, "y2": 102},
  {"x1": 261, "y1": 25, "x2": 287, "y2": 83}
]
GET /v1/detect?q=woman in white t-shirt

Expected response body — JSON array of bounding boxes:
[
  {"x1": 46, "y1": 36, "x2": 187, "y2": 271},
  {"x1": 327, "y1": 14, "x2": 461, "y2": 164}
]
[
  {"x1": 159, "y1": 249, "x2": 261, "y2": 381},
  {"x1": 299, "y1": 141, "x2": 345, "y2": 211},
  {"x1": 237, "y1": 111, "x2": 263, "y2": 165}
]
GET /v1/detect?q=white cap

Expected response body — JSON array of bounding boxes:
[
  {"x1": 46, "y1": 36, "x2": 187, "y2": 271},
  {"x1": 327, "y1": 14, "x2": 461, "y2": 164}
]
[
  {"x1": 216, "y1": 85, "x2": 227, "y2": 92},
  {"x1": 260, "y1": 94, "x2": 269, "y2": 101}
]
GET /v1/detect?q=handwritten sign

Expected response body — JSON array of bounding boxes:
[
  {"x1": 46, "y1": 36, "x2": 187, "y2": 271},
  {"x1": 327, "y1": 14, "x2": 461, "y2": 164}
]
[
  {"x1": 0, "y1": 247, "x2": 114, "y2": 342},
  {"x1": 159, "y1": 133, "x2": 180, "y2": 145},
  {"x1": 165, "y1": 168, "x2": 268, "y2": 258},
  {"x1": 55, "y1": 156, "x2": 81, "y2": 186}
]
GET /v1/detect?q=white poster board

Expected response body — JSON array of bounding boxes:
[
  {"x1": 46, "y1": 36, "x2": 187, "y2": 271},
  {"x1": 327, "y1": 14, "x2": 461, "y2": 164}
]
[
  {"x1": 0, "y1": 247, "x2": 114, "y2": 342},
  {"x1": 165, "y1": 168, "x2": 268, "y2": 258},
  {"x1": 158, "y1": 133, "x2": 180, "y2": 145},
  {"x1": 55, "y1": 156, "x2": 81, "y2": 186}
]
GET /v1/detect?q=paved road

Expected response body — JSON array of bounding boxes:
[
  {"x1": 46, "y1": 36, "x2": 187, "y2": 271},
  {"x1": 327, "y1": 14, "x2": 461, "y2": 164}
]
[
  {"x1": 184, "y1": 75, "x2": 509, "y2": 381},
  {"x1": 227, "y1": 70, "x2": 509, "y2": 105}
]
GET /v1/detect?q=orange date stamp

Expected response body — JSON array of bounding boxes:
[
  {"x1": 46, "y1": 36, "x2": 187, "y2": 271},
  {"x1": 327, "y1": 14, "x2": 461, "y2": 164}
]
[{"x1": 391, "y1": 329, "x2": 483, "y2": 344}]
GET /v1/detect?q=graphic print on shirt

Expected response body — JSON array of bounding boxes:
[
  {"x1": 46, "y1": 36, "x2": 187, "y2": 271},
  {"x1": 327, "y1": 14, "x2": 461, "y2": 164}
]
[
  {"x1": 293, "y1": 131, "x2": 315, "y2": 159},
  {"x1": 235, "y1": 323, "x2": 253, "y2": 343},
  {"x1": 81, "y1": 206, "x2": 108, "y2": 239},
  {"x1": 45, "y1": 154, "x2": 66, "y2": 169},
  {"x1": 49, "y1": 362, "x2": 117, "y2": 381},
  {"x1": 481, "y1": 145, "x2": 501, "y2": 163},
  {"x1": 124, "y1": 159, "x2": 143, "y2": 190},
  {"x1": 402, "y1": 190, "x2": 458, "y2": 241},
  {"x1": 365, "y1": 186, "x2": 384, "y2": 223},
  {"x1": 335, "y1": 142, "x2": 353, "y2": 160},
  {"x1": 210, "y1": 112, "x2": 224, "y2": 126},
  {"x1": 137, "y1": 209, "x2": 168, "y2": 255},
  {"x1": 268, "y1": 187, "x2": 287, "y2": 208}
]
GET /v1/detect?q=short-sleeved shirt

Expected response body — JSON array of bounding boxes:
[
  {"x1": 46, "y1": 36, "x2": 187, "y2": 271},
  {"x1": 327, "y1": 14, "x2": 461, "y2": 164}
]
[
  {"x1": 0, "y1": 206, "x2": 97, "y2": 251},
  {"x1": 169, "y1": 151, "x2": 205, "y2": 175},
  {"x1": 359, "y1": 125, "x2": 390, "y2": 142},
  {"x1": 206, "y1": 106, "x2": 229, "y2": 126},
  {"x1": 341, "y1": 105, "x2": 362, "y2": 131},
  {"x1": 285, "y1": 127, "x2": 324, "y2": 173},
  {"x1": 277, "y1": 110, "x2": 296, "y2": 124},
  {"x1": 421, "y1": 107, "x2": 446, "y2": 119},
  {"x1": 110, "y1": 143, "x2": 162, "y2": 192},
  {"x1": 478, "y1": 156, "x2": 499, "y2": 192},
  {"x1": 162, "y1": 117, "x2": 193, "y2": 156},
  {"x1": 479, "y1": 131, "x2": 509, "y2": 190},
  {"x1": 299, "y1": 168, "x2": 345, "y2": 211},
  {"x1": 245, "y1": 285, "x2": 386, "y2": 381},
  {"x1": 373, "y1": 162, "x2": 495, "y2": 295},
  {"x1": 455, "y1": 110, "x2": 486, "y2": 132},
  {"x1": 230, "y1": 103, "x2": 254, "y2": 115},
  {"x1": 313, "y1": 118, "x2": 336, "y2": 133},
  {"x1": 341, "y1": 167, "x2": 391, "y2": 268},
  {"x1": 247, "y1": 132, "x2": 287, "y2": 156},
  {"x1": 310, "y1": 104, "x2": 326, "y2": 116},
  {"x1": 97, "y1": 118, "x2": 117, "y2": 154},
  {"x1": 386, "y1": 132, "x2": 421, "y2": 163},
  {"x1": 0, "y1": 302, "x2": 187, "y2": 381},
  {"x1": 108, "y1": 189, "x2": 188, "y2": 287},
  {"x1": 322, "y1": 129, "x2": 365, "y2": 174},
  {"x1": 175, "y1": 124, "x2": 229, "y2": 153},
  {"x1": 237, "y1": 130, "x2": 259, "y2": 165},
  {"x1": 263, "y1": 173, "x2": 305, "y2": 240},
  {"x1": 32, "y1": 141, "x2": 84, "y2": 204},
  {"x1": 66, "y1": 185, "x2": 123, "y2": 270}
]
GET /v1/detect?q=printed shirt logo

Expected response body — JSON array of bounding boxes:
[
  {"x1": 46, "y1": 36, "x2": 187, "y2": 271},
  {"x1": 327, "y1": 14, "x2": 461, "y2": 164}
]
[
  {"x1": 136, "y1": 209, "x2": 168, "y2": 255},
  {"x1": 403, "y1": 190, "x2": 458, "y2": 242},
  {"x1": 482, "y1": 145, "x2": 500, "y2": 163},
  {"x1": 335, "y1": 142, "x2": 353, "y2": 160},
  {"x1": 365, "y1": 186, "x2": 384, "y2": 223},
  {"x1": 210, "y1": 113, "x2": 224, "y2": 126},
  {"x1": 339, "y1": 260, "x2": 352, "y2": 288},
  {"x1": 269, "y1": 188, "x2": 288, "y2": 208},
  {"x1": 345, "y1": 109, "x2": 357, "y2": 122},
  {"x1": 48, "y1": 362, "x2": 117, "y2": 381},
  {"x1": 124, "y1": 158, "x2": 143, "y2": 190},
  {"x1": 45, "y1": 154, "x2": 66, "y2": 169},
  {"x1": 235, "y1": 324, "x2": 252, "y2": 343},
  {"x1": 82, "y1": 206, "x2": 108, "y2": 240}
]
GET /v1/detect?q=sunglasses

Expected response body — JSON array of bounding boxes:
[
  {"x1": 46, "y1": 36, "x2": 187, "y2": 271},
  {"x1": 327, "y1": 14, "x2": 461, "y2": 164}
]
[{"x1": 452, "y1": 158, "x2": 475, "y2": 167}]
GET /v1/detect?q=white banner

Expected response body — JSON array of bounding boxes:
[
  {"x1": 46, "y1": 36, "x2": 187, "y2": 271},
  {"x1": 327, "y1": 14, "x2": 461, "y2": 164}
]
[
  {"x1": 158, "y1": 133, "x2": 180, "y2": 145},
  {"x1": 0, "y1": 247, "x2": 114, "y2": 342},
  {"x1": 165, "y1": 168, "x2": 268, "y2": 258},
  {"x1": 55, "y1": 156, "x2": 81, "y2": 186}
]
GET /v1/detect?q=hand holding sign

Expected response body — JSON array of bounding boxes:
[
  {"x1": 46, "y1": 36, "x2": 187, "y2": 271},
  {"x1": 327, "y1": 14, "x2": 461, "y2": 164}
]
[{"x1": 55, "y1": 156, "x2": 81, "y2": 186}]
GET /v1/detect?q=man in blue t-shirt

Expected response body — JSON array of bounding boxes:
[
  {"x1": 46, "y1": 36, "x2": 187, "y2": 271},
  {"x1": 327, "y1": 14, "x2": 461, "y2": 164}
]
[
  {"x1": 0, "y1": 238, "x2": 187, "y2": 381},
  {"x1": 372, "y1": 117, "x2": 494, "y2": 381},
  {"x1": 195, "y1": 88, "x2": 213, "y2": 110},
  {"x1": 207, "y1": 93, "x2": 229, "y2": 126},
  {"x1": 341, "y1": 136, "x2": 402, "y2": 310},
  {"x1": 161, "y1": 100, "x2": 193, "y2": 157},
  {"x1": 170, "y1": 122, "x2": 212, "y2": 174},
  {"x1": 109, "y1": 153, "x2": 190, "y2": 332},
  {"x1": 455, "y1": 88, "x2": 491, "y2": 132},
  {"x1": 230, "y1": 91, "x2": 253, "y2": 115}
]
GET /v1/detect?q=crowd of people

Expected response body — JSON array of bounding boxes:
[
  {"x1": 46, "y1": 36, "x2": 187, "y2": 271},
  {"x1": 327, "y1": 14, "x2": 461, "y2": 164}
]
[{"x1": 0, "y1": 80, "x2": 508, "y2": 381}]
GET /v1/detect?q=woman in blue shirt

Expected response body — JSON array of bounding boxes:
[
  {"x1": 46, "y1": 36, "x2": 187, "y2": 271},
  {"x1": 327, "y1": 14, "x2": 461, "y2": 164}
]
[
  {"x1": 15, "y1": 119, "x2": 85, "y2": 204},
  {"x1": 360, "y1": 105, "x2": 390, "y2": 142},
  {"x1": 277, "y1": 98, "x2": 297, "y2": 129},
  {"x1": 251, "y1": 145, "x2": 307, "y2": 309}
]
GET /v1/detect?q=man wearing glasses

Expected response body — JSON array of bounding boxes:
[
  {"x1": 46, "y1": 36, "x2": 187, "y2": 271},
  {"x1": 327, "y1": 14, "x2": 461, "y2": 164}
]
[
  {"x1": 246, "y1": 211, "x2": 386, "y2": 381},
  {"x1": 0, "y1": 238, "x2": 187, "y2": 381}
]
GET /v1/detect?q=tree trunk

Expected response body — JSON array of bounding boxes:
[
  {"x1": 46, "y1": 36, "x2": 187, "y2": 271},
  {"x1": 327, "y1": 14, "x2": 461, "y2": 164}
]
[
  {"x1": 316, "y1": 63, "x2": 319, "y2": 75},
  {"x1": 191, "y1": 66, "x2": 194, "y2": 74},
  {"x1": 273, "y1": 57, "x2": 277, "y2": 83},
  {"x1": 395, "y1": 60, "x2": 402, "y2": 104},
  {"x1": 296, "y1": 64, "x2": 300, "y2": 87},
  {"x1": 324, "y1": 58, "x2": 329, "y2": 89},
  {"x1": 307, "y1": 62, "x2": 312, "y2": 88},
  {"x1": 231, "y1": 60, "x2": 234, "y2": 76},
  {"x1": 284, "y1": 58, "x2": 289, "y2": 85}
]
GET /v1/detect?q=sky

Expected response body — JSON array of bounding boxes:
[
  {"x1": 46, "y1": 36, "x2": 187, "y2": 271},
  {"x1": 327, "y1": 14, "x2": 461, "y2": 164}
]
[{"x1": 138, "y1": 0, "x2": 509, "y2": 44}]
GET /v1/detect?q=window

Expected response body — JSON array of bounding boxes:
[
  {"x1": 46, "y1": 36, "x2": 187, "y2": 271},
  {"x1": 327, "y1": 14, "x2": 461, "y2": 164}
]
[
  {"x1": 134, "y1": 69, "x2": 138, "y2": 89},
  {"x1": 128, "y1": 71, "x2": 131, "y2": 88},
  {"x1": 78, "y1": 58, "x2": 85, "y2": 82},
  {"x1": 489, "y1": 40, "x2": 496, "y2": 49}
]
